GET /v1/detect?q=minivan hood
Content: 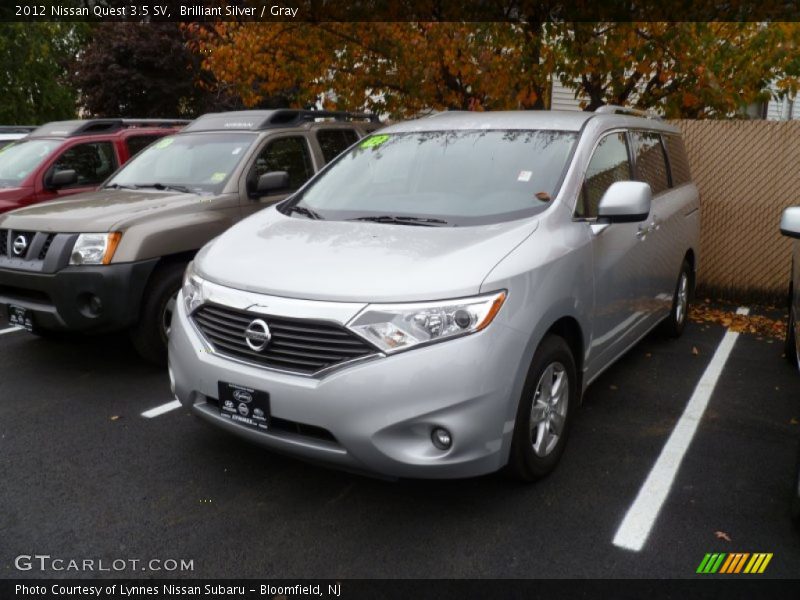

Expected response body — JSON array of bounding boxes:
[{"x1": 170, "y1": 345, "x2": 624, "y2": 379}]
[
  {"x1": 196, "y1": 209, "x2": 538, "y2": 303},
  {"x1": 0, "y1": 189, "x2": 209, "y2": 232}
]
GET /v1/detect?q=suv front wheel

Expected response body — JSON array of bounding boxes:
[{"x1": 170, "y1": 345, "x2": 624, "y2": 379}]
[
  {"x1": 130, "y1": 262, "x2": 186, "y2": 366},
  {"x1": 506, "y1": 334, "x2": 577, "y2": 481}
]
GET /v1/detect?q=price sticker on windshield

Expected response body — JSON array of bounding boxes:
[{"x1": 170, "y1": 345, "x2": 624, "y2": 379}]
[{"x1": 360, "y1": 134, "x2": 390, "y2": 149}]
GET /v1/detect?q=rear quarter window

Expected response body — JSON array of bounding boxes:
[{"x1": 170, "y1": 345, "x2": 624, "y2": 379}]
[
  {"x1": 631, "y1": 131, "x2": 669, "y2": 195},
  {"x1": 663, "y1": 134, "x2": 692, "y2": 186},
  {"x1": 125, "y1": 135, "x2": 161, "y2": 158},
  {"x1": 316, "y1": 129, "x2": 360, "y2": 163}
]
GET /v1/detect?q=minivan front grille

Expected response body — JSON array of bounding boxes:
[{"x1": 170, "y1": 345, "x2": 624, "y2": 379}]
[{"x1": 192, "y1": 305, "x2": 377, "y2": 375}]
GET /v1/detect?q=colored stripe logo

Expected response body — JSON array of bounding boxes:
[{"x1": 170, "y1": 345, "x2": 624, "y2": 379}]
[{"x1": 696, "y1": 553, "x2": 773, "y2": 574}]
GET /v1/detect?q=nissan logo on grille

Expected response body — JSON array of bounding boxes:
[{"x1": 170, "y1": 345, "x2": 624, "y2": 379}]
[
  {"x1": 12, "y1": 235, "x2": 28, "y2": 256},
  {"x1": 244, "y1": 319, "x2": 271, "y2": 352}
]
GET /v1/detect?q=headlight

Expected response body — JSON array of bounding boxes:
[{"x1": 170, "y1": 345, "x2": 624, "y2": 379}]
[
  {"x1": 348, "y1": 291, "x2": 506, "y2": 354},
  {"x1": 182, "y1": 261, "x2": 205, "y2": 314},
  {"x1": 69, "y1": 232, "x2": 122, "y2": 265}
]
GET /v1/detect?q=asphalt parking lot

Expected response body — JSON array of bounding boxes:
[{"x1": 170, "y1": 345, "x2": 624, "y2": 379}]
[{"x1": 1, "y1": 309, "x2": 799, "y2": 579}]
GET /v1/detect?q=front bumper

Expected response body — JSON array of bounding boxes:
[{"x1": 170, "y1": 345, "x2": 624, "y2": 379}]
[
  {"x1": 169, "y1": 296, "x2": 528, "y2": 479},
  {"x1": 0, "y1": 259, "x2": 158, "y2": 333}
]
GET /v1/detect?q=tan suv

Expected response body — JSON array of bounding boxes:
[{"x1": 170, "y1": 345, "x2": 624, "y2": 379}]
[{"x1": 0, "y1": 110, "x2": 380, "y2": 364}]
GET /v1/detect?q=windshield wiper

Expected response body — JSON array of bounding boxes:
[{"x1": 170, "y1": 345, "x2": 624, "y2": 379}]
[
  {"x1": 104, "y1": 183, "x2": 138, "y2": 190},
  {"x1": 348, "y1": 215, "x2": 450, "y2": 227},
  {"x1": 135, "y1": 183, "x2": 194, "y2": 194},
  {"x1": 286, "y1": 205, "x2": 324, "y2": 220}
]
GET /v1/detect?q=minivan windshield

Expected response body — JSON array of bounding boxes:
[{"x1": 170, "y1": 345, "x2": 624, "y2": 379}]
[
  {"x1": 282, "y1": 129, "x2": 578, "y2": 226},
  {"x1": 0, "y1": 139, "x2": 60, "y2": 187},
  {"x1": 106, "y1": 132, "x2": 257, "y2": 193}
]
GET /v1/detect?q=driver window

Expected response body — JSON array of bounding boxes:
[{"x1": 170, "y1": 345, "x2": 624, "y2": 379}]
[
  {"x1": 49, "y1": 142, "x2": 118, "y2": 188},
  {"x1": 248, "y1": 136, "x2": 313, "y2": 195},
  {"x1": 577, "y1": 132, "x2": 632, "y2": 219}
]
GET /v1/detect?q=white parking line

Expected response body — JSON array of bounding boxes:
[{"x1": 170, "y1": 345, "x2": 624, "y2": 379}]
[
  {"x1": 0, "y1": 326, "x2": 23, "y2": 336},
  {"x1": 141, "y1": 399, "x2": 182, "y2": 419},
  {"x1": 612, "y1": 307, "x2": 750, "y2": 552}
]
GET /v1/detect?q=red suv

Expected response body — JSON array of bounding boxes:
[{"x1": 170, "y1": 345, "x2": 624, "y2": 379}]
[{"x1": 0, "y1": 119, "x2": 188, "y2": 214}]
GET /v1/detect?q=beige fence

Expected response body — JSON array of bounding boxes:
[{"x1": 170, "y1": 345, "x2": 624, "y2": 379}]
[{"x1": 672, "y1": 119, "x2": 800, "y2": 302}]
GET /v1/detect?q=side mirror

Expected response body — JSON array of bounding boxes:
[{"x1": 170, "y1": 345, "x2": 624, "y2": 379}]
[
  {"x1": 597, "y1": 181, "x2": 652, "y2": 223},
  {"x1": 780, "y1": 207, "x2": 800, "y2": 239},
  {"x1": 256, "y1": 171, "x2": 290, "y2": 195},
  {"x1": 49, "y1": 169, "x2": 78, "y2": 189}
]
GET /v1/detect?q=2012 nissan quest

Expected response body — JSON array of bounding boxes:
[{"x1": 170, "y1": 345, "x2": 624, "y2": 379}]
[{"x1": 169, "y1": 108, "x2": 700, "y2": 480}]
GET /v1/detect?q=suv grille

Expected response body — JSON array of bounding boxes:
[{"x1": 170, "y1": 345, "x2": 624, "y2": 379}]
[
  {"x1": 38, "y1": 234, "x2": 55, "y2": 260},
  {"x1": 192, "y1": 305, "x2": 377, "y2": 375},
  {"x1": 0, "y1": 230, "x2": 6, "y2": 256}
]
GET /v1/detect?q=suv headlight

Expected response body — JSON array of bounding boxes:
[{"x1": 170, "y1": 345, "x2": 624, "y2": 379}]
[
  {"x1": 182, "y1": 261, "x2": 205, "y2": 314},
  {"x1": 347, "y1": 291, "x2": 506, "y2": 354},
  {"x1": 69, "y1": 232, "x2": 122, "y2": 265}
]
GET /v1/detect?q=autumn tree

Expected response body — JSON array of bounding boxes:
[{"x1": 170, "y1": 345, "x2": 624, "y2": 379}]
[
  {"x1": 187, "y1": 21, "x2": 558, "y2": 118},
  {"x1": 73, "y1": 22, "x2": 240, "y2": 118},
  {"x1": 190, "y1": 21, "x2": 800, "y2": 119},
  {"x1": 0, "y1": 23, "x2": 86, "y2": 124},
  {"x1": 556, "y1": 22, "x2": 800, "y2": 117}
]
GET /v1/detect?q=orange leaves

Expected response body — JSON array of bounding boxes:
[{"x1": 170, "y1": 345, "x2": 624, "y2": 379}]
[
  {"x1": 186, "y1": 21, "x2": 800, "y2": 119},
  {"x1": 187, "y1": 22, "x2": 555, "y2": 117},
  {"x1": 689, "y1": 304, "x2": 787, "y2": 340}
]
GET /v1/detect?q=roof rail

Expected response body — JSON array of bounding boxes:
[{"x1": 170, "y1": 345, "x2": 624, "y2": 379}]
[
  {"x1": 261, "y1": 109, "x2": 381, "y2": 128},
  {"x1": 183, "y1": 109, "x2": 381, "y2": 133},
  {"x1": 595, "y1": 105, "x2": 662, "y2": 120},
  {"x1": 118, "y1": 119, "x2": 191, "y2": 129},
  {"x1": 29, "y1": 118, "x2": 189, "y2": 138}
]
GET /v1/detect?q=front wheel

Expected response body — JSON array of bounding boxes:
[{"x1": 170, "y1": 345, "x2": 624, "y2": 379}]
[
  {"x1": 129, "y1": 262, "x2": 185, "y2": 366},
  {"x1": 661, "y1": 259, "x2": 692, "y2": 338},
  {"x1": 506, "y1": 335, "x2": 577, "y2": 482}
]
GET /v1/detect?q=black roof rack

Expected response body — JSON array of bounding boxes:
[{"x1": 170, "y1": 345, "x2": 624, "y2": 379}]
[
  {"x1": 183, "y1": 109, "x2": 381, "y2": 133},
  {"x1": 0, "y1": 126, "x2": 37, "y2": 134},
  {"x1": 28, "y1": 118, "x2": 190, "y2": 138}
]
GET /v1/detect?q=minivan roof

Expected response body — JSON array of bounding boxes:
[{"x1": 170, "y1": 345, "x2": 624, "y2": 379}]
[{"x1": 379, "y1": 110, "x2": 679, "y2": 134}]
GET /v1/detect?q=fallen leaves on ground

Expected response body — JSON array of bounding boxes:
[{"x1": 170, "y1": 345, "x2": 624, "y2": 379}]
[
  {"x1": 690, "y1": 305, "x2": 786, "y2": 340},
  {"x1": 714, "y1": 530, "x2": 732, "y2": 542},
  {"x1": 110, "y1": 415, "x2": 121, "y2": 421}
]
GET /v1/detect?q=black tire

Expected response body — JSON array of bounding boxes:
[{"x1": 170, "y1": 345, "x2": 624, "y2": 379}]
[
  {"x1": 793, "y1": 444, "x2": 800, "y2": 529},
  {"x1": 506, "y1": 335, "x2": 577, "y2": 482},
  {"x1": 661, "y1": 259, "x2": 692, "y2": 338},
  {"x1": 129, "y1": 262, "x2": 185, "y2": 366},
  {"x1": 29, "y1": 328, "x2": 70, "y2": 340},
  {"x1": 785, "y1": 284, "x2": 798, "y2": 368}
]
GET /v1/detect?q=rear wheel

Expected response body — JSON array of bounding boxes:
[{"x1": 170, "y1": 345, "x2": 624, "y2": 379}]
[
  {"x1": 506, "y1": 335, "x2": 577, "y2": 481},
  {"x1": 129, "y1": 262, "x2": 185, "y2": 366},
  {"x1": 661, "y1": 260, "x2": 692, "y2": 338}
]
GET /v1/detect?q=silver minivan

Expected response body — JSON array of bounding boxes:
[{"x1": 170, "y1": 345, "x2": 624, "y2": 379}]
[{"x1": 169, "y1": 108, "x2": 700, "y2": 480}]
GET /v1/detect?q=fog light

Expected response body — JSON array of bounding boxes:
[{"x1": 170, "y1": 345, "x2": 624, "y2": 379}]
[
  {"x1": 431, "y1": 427, "x2": 452, "y2": 450},
  {"x1": 89, "y1": 295, "x2": 103, "y2": 314}
]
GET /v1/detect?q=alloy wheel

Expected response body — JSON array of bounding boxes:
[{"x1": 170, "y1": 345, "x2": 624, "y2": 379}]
[{"x1": 530, "y1": 362, "x2": 569, "y2": 457}]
